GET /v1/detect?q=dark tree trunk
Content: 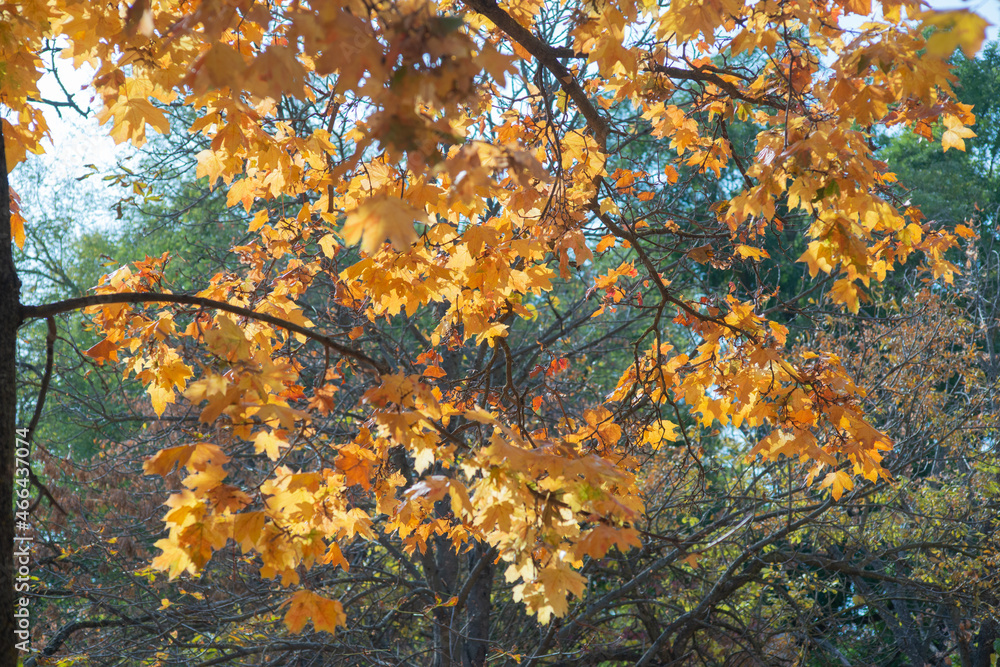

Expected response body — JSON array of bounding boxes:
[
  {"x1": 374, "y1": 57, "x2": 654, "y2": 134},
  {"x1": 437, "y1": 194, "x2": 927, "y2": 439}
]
[
  {"x1": 461, "y1": 542, "x2": 494, "y2": 667},
  {"x1": 423, "y1": 509, "x2": 460, "y2": 667},
  {"x1": 973, "y1": 616, "x2": 997, "y2": 667},
  {"x1": 1, "y1": 121, "x2": 25, "y2": 664}
]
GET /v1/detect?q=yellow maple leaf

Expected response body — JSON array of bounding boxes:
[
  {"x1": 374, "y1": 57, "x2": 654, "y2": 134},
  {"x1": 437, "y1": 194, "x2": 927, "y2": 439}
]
[
  {"x1": 318, "y1": 234, "x2": 339, "y2": 258},
  {"x1": 535, "y1": 566, "x2": 588, "y2": 622},
  {"x1": 820, "y1": 469, "x2": 854, "y2": 501},
  {"x1": 342, "y1": 196, "x2": 425, "y2": 254},
  {"x1": 254, "y1": 430, "x2": 289, "y2": 461},
  {"x1": 828, "y1": 277, "x2": 862, "y2": 314},
  {"x1": 151, "y1": 538, "x2": 195, "y2": 580},
  {"x1": 321, "y1": 542, "x2": 350, "y2": 571},
  {"x1": 185, "y1": 442, "x2": 230, "y2": 471},
  {"x1": 954, "y1": 223, "x2": 977, "y2": 239},
  {"x1": 147, "y1": 384, "x2": 175, "y2": 417},
  {"x1": 941, "y1": 114, "x2": 976, "y2": 152},
  {"x1": 196, "y1": 150, "x2": 226, "y2": 187},
  {"x1": 643, "y1": 419, "x2": 679, "y2": 448},
  {"x1": 922, "y1": 10, "x2": 988, "y2": 59},
  {"x1": 144, "y1": 444, "x2": 197, "y2": 477},
  {"x1": 233, "y1": 511, "x2": 266, "y2": 553},
  {"x1": 575, "y1": 525, "x2": 641, "y2": 559},
  {"x1": 182, "y1": 464, "x2": 228, "y2": 494},
  {"x1": 205, "y1": 315, "x2": 252, "y2": 361},
  {"x1": 206, "y1": 484, "x2": 251, "y2": 513},
  {"x1": 798, "y1": 241, "x2": 835, "y2": 277},
  {"x1": 310, "y1": 595, "x2": 347, "y2": 635},
  {"x1": 734, "y1": 244, "x2": 769, "y2": 261}
]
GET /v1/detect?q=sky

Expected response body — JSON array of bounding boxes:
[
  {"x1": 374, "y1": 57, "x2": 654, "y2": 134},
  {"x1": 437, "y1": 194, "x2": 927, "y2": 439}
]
[{"x1": 10, "y1": 61, "x2": 131, "y2": 241}]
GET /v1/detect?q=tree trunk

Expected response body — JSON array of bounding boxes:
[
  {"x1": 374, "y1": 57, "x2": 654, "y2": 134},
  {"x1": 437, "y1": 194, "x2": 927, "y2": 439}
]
[
  {"x1": 423, "y1": 512, "x2": 459, "y2": 667},
  {"x1": 1, "y1": 121, "x2": 25, "y2": 663},
  {"x1": 462, "y1": 543, "x2": 494, "y2": 667},
  {"x1": 973, "y1": 616, "x2": 997, "y2": 667}
]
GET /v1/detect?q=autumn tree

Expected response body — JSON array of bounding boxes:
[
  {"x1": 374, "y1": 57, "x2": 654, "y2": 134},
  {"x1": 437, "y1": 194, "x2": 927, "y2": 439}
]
[{"x1": 2, "y1": 0, "x2": 996, "y2": 665}]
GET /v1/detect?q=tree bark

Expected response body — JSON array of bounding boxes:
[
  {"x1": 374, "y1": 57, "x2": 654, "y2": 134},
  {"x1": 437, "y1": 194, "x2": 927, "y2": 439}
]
[
  {"x1": 973, "y1": 616, "x2": 998, "y2": 667},
  {"x1": 423, "y1": 533, "x2": 459, "y2": 667},
  {"x1": 461, "y1": 542, "x2": 494, "y2": 667},
  {"x1": 1, "y1": 121, "x2": 25, "y2": 664}
]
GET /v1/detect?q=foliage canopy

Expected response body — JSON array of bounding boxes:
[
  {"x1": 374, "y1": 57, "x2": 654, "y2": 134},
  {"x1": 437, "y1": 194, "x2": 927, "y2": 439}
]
[{"x1": 2, "y1": 0, "x2": 998, "y2": 665}]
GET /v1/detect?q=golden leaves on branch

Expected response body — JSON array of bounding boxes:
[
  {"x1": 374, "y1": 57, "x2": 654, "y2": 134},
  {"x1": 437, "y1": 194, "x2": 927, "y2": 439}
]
[{"x1": 13, "y1": 0, "x2": 994, "y2": 632}]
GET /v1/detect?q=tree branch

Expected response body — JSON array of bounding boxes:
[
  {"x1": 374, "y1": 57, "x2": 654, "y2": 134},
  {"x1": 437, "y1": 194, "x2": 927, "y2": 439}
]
[
  {"x1": 20, "y1": 292, "x2": 389, "y2": 374},
  {"x1": 650, "y1": 64, "x2": 784, "y2": 110},
  {"x1": 461, "y1": 0, "x2": 610, "y2": 150},
  {"x1": 24, "y1": 615, "x2": 155, "y2": 666},
  {"x1": 25, "y1": 317, "x2": 55, "y2": 441}
]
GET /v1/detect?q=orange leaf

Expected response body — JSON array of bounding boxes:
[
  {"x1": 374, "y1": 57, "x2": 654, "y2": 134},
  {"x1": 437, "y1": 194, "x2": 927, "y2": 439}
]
[
  {"x1": 284, "y1": 590, "x2": 346, "y2": 635},
  {"x1": 10, "y1": 209, "x2": 25, "y2": 249},
  {"x1": 85, "y1": 338, "x2": 119, "y2": 363},
  {"x1": 686, "y1": 244, "x2": 714, "y2": 264},
  {"x1": 336, "y1": 443, "x2": 377, "y2": 490},
  {"x1": 322, "y1": 542, "x2": 350, "y2": 571},
  {"x1": 144, "y1": 444, "x2": 197, "y2": 477},
  {"x1": 423, "y1": 365, "x2": 447, "y2": 378},
  {"x1": 954, "y1": 224, "x2": 977, "y2": 239},
  {"x1": 734, "y1": 244, "x2": 769, "y2": 261}
]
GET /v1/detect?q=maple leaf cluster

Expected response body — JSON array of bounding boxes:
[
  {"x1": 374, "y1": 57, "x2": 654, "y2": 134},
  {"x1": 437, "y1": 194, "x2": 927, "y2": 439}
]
[{"x1": 4, "y1": 0, "x2": 992, "y2": 645}]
